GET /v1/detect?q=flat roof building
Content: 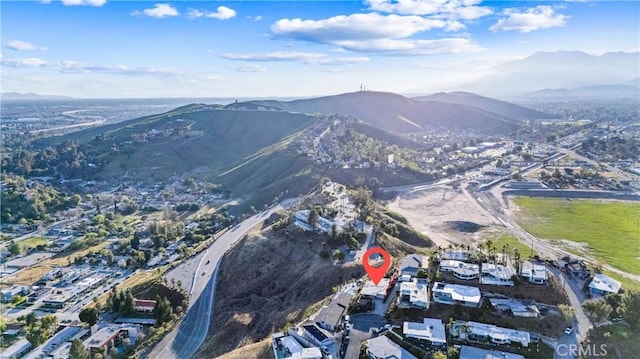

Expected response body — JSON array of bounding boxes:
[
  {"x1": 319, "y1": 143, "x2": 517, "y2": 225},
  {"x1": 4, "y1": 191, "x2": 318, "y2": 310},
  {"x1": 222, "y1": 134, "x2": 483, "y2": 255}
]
[
  {"x1": 0, "y1": 338, "x2": 31, "y2": 359},
  {"x1": 399, "y1": 255, "x2": 427, "y2": 277},
  {"x1": 360, "y1": 278, "x2": 391, "y2": 299},
  {"x1": 432, "y1": 282, "x2": 481, "y2": 307},
  {"x1": 398, "y1": 278, "x2": 429, "y2": 309},
  {"x1": 403, "y1": 318, "x2": 446, "y2": 347},
  {"x1": 459, "y1": 345, "x2": 525, "y2": 359},
  {"x1": 315, "y1": 292, "x2": 352, "y2": 332},
  {"x1": 439, "y1": 260, "x2": 479, "y2": 280},
  {"x1": 480, "y1": 263, "x2": 515, "y2": 286},
  {"x1": 453, "y1": 321, "x2": 530, "y2": 347},
  {"x1": 588, "y1": 274, "x2": 621, "y2": 296},
  {"x1": 365, "y1": 335, "x2": 417, "y2": 359},
  {"x1": 519, "y1": 261, "x2": 548, "y2": 284}
]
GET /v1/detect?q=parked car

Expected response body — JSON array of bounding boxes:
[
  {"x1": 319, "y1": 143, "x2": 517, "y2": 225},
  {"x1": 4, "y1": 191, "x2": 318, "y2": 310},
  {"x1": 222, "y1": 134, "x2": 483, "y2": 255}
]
[{"x1": 564, "y1": 327, "x2": 574, "y2": 335}]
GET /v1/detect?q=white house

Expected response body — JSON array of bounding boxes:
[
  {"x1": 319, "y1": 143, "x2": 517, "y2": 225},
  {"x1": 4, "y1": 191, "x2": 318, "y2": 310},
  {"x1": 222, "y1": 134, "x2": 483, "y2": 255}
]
[
  {"x1": 454, "y1": 321, "x2": 530, "y2": 347},
  {"x1": 441, "y1": 249, "x2": 469, "y2": 261},
  {"x1": 366, "y1": 335, "x2": 418, "y2": 359},
  {"x1": 403, "y1": 318, "x2": 446, "y2": 347},
  {"x1": 361, "y1": 278, "x2": 391, "y2": 300},
  {"x1": 588, "y1": 274, "x2": 621, "y2": 296},
  {"x1": 399, "y1": 255, "x2": 427, "y2": 277},
  {"x1": 480, "y1": 263, "x2": 515, "y2": 286},
  {"x1": 459, "y1": 345, "x2": 525, "y2": 359},
  {"x1": 519, "y1": 261, "x2": 548, "y2": 284},
  {"x1": 398, "y1": 278, "x2": 429, "y2": 309},
  {"x1": 432, "y1": 282, "x2": 481, "y2": 307},
  {"x1": 439, "y1": 260, "x2": 479, "y2": 280}
]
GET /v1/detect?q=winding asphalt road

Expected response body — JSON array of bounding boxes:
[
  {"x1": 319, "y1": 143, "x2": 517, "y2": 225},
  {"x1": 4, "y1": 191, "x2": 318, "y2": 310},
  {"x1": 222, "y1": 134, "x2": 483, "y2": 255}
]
[{"x1": 146, "y1": 200, "x2": 297, "y2": 359}]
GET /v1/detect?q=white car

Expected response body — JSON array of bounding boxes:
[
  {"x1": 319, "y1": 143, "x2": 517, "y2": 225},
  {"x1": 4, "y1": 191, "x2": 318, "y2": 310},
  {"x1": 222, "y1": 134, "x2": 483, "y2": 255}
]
[{"x1": 564, "y1": 327, "x2": 574, "y2": 335}]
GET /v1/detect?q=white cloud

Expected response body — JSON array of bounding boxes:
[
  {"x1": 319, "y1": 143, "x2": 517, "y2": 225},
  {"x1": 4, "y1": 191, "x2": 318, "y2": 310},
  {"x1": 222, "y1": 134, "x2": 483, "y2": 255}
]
[
  {"x1": 271, "y1": 13, "x2": 447, "y2": 42},
  {"x1": 335, "y1": 38, "x2": 483, "y2": 55},
  {"x1": 61, "y1": 0, "x2": 107, "y2": 6},
  {"x1": 247, "y1": 15, "x2": 263, "y2": 22},
  {"x1": 490, "y1": 6, "x2": 569, "y2": 33},
  {"x1": 223, "y1": 51, "x2": 326, "y2": 62},
  {"x1": 6, "y1": 40, "x2": 47, "y2": 51},
  {"x1": 188, "y1": 6, "x2": 236, "y2": 20},
  {"x1": 222, "y1": 51, "x2": 371, "y2": 65},
  {"x1": 365, "y1": 0, "x2": 492, "y2": 20},
  {"x1": 270, "y1": 13, "x2": 483, "y2": 55},
  {"x1": 228, "y1": 64, "x2": 267, "y2": 72},
  {"x1": 314, "y1": 57, "x2": 370, "y2": 65},
  {"x1": 1, "y1": 56, "x2": 179, "y2": 76},
  {"x1": 132, "y1": 3, "x2": 179, "y2": 18},
  {"x1": 2, "y1": 57, "x2": 49, "y2": 67}
]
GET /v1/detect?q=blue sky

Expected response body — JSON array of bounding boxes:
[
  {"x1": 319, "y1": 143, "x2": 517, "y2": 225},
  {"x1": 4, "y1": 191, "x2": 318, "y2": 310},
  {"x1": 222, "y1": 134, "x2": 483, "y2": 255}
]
[{"x1": 1, "y1": 0, "x2": 638, "y2": 98}]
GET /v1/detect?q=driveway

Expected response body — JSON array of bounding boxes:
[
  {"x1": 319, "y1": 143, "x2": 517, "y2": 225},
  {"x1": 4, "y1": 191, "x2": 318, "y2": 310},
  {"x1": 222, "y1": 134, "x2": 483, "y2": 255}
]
[
  {"x1": 547, "y1": 267, "x2": 592, "y2": 359},
  {"x1": 344, "y1": 313, "x2": 385, "y2": 359}
]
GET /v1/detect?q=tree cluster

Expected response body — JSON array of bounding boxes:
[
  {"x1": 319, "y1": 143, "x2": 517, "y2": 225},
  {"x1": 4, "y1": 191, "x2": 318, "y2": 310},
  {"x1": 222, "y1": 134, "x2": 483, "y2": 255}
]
[
  {"x1": 18, "y1": 313, "x2": 58, "y2": 346},
  {"x1": 153, "y1": 295, "x2": 174, "y2": 326},
  {"x1": 107, "y1": 287, "x2": 135, "y2": 317}
]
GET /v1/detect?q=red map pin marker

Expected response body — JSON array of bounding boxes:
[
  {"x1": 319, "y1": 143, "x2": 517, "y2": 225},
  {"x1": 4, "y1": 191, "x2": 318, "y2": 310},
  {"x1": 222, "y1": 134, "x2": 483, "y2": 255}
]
[{"x1": 362, "y1": 248, "x2": 391, "y2": 285}]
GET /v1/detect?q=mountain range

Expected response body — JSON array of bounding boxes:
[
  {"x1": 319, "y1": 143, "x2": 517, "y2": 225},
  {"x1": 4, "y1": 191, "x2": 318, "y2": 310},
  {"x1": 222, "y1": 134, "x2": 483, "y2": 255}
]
[
  {"x1": 233, "y1": 90, "x2": 545, "y2": 134},
  {"x1": 1, "y1": 92, "x2": 74, "y2": 100},
  {"x1": 460, "y1": 51, "x2": 639, "y2": 96}
]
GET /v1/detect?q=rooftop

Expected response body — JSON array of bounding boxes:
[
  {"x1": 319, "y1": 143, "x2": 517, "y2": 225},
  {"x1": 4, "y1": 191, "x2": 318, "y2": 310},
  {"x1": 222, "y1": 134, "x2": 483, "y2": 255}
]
[
  {"x1": 589, "y1": 273, "x2": 622, "y2": 294},
  {"x1": 361, "y1": 278, "x2": 391, "y2": 297},
  {"x1": 400, "y1": 255, "x2": 427, "y2": 273},
  {"x1": 465, "y1": 321, "x2": 530, "y2": 346},
  {"x1": 432, "y1": 282, "x2": 481, "y2": 303},
  {"x1": 314, "y1": 292, "x2": 352, "y2": 329},
  {"x1": 366, "y1": 335, "x2": 418, "y2": 359},
  {"x1": 83, "y1": 326, "x2": 123, "y2": 348},
  {"x1": 459, "y1": 345, "x2": 525, "y2": 359},
  {"x1": 403, "y1": 318, "x2": 446, "y2": 344}
]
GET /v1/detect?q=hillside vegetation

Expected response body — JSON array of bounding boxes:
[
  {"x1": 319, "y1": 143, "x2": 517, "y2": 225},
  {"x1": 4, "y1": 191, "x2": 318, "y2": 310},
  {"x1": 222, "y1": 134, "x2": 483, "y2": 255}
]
[{"x1": 194, "y1": 228, "x2": 364, "y2": 358}]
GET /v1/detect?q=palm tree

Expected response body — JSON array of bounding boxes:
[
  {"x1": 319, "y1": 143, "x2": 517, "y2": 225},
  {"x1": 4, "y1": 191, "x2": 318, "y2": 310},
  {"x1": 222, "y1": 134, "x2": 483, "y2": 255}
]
[{"x1": 460, "y1": 321, "x2": 472, "y2": 342}]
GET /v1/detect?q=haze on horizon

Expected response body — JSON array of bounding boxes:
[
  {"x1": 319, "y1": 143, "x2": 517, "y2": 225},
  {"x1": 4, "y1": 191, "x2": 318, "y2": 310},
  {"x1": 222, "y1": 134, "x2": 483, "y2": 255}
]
[{"x1": 1, "y1": 0, "x2": 639, "y2": 98}]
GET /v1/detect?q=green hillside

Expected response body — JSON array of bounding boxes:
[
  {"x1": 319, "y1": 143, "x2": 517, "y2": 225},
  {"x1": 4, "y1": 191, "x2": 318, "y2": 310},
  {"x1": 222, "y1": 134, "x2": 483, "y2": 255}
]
[{"x1": 35, "y1": 106, "x2": 315, "y2": 182}]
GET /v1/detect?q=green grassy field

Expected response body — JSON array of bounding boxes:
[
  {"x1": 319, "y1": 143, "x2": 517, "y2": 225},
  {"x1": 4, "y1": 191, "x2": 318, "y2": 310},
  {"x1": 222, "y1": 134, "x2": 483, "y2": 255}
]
[
  {"x1": 602, "y1": 270, "x2": 640, "y2": 292},
  {"x1": 488, "y1": 233, "x2": 538, "y2": 259},
  {"x1": 514, "y1": 197, "x2": 640, "y2": 275},
  {"x1": 19, "y1": 236, "x2": 51, "y2": 249}
]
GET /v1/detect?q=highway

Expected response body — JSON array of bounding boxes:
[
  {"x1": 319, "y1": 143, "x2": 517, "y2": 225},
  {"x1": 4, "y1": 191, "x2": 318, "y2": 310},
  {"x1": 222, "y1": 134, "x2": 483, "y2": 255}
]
[{"x1": 146, "y1": 201, "x2": 296, "y2": 359}]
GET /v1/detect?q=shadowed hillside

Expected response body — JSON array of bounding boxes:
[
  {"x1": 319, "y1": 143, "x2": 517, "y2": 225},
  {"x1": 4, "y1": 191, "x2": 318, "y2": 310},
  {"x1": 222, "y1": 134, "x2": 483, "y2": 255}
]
[
  {"x1": 413, "y1": 91, "x2": 550, "y2": 121},
  {"x1": 248, "y1": 91, "x2": 526, "y2": 134}
]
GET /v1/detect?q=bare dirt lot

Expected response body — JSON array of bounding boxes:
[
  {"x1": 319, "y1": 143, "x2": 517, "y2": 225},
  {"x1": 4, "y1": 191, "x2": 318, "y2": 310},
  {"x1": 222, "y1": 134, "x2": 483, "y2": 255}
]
[{"x1": 387, "y1": 185, "x2": 497, "y2": 246}]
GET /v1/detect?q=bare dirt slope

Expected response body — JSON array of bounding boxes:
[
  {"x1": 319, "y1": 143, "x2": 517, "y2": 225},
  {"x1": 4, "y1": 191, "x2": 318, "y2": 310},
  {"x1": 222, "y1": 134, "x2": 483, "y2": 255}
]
[
  {"x1": 194, "y1": 227, "x2": 364, "y2": 358},
  {"x1": 217, "y1": 339, "x2": 272, "y2": 359},
  {"x1": 387, "y1": 185, "x2": 496, "y2": 246}
]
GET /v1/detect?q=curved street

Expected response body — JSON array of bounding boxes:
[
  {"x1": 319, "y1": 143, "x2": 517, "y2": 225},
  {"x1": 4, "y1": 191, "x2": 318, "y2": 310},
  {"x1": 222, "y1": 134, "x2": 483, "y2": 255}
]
[{"x1": 145, "y1": 201, "x2": 296, "y2": 359}]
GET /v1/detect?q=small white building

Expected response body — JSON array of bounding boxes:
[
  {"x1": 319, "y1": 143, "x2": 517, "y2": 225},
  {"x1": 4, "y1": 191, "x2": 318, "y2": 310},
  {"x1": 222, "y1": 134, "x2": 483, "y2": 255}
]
[
  {"x1": 403, "y1": 318, "x2": 446, "y2": 347},
  {"x1": 0, "y1": 338, "x2": 31, "y2": 359},
  {"x1": 432, "y1": 282, "x2": 481, "y2": 307},
  {"x1": 439, "y1": 260, "x2": 479, "y2": 280},
  {"x1": 480, "y1": 263, "x2": 515, "y2": 286},
  {"x1": 441, "y1": 249, "x2": 469, "y2": 261},
  {"x1": 398, "y1": 278, "x2": 429, "y2": 309},
  {"x1": 360, "y1": 278, "x2": 391, "y2": 300},
  {"x1": 399, "y1": 255, "x2": 427, "y2": 277},
  {"x1": 459, "y1": 345, "x2": 525, "y2": 359},
  {"x1": 588, "y1": 274, "x2": 621, "y2": 296},
  {"x1": 366, "y1": 335, "x2": 417, "y2": 359},
  {"x1": 519, "y1": 261, "x2": 548, "y2": 284},
  {"x1": 454, "y1": 321, "x2": 530, "y2": 347}
]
